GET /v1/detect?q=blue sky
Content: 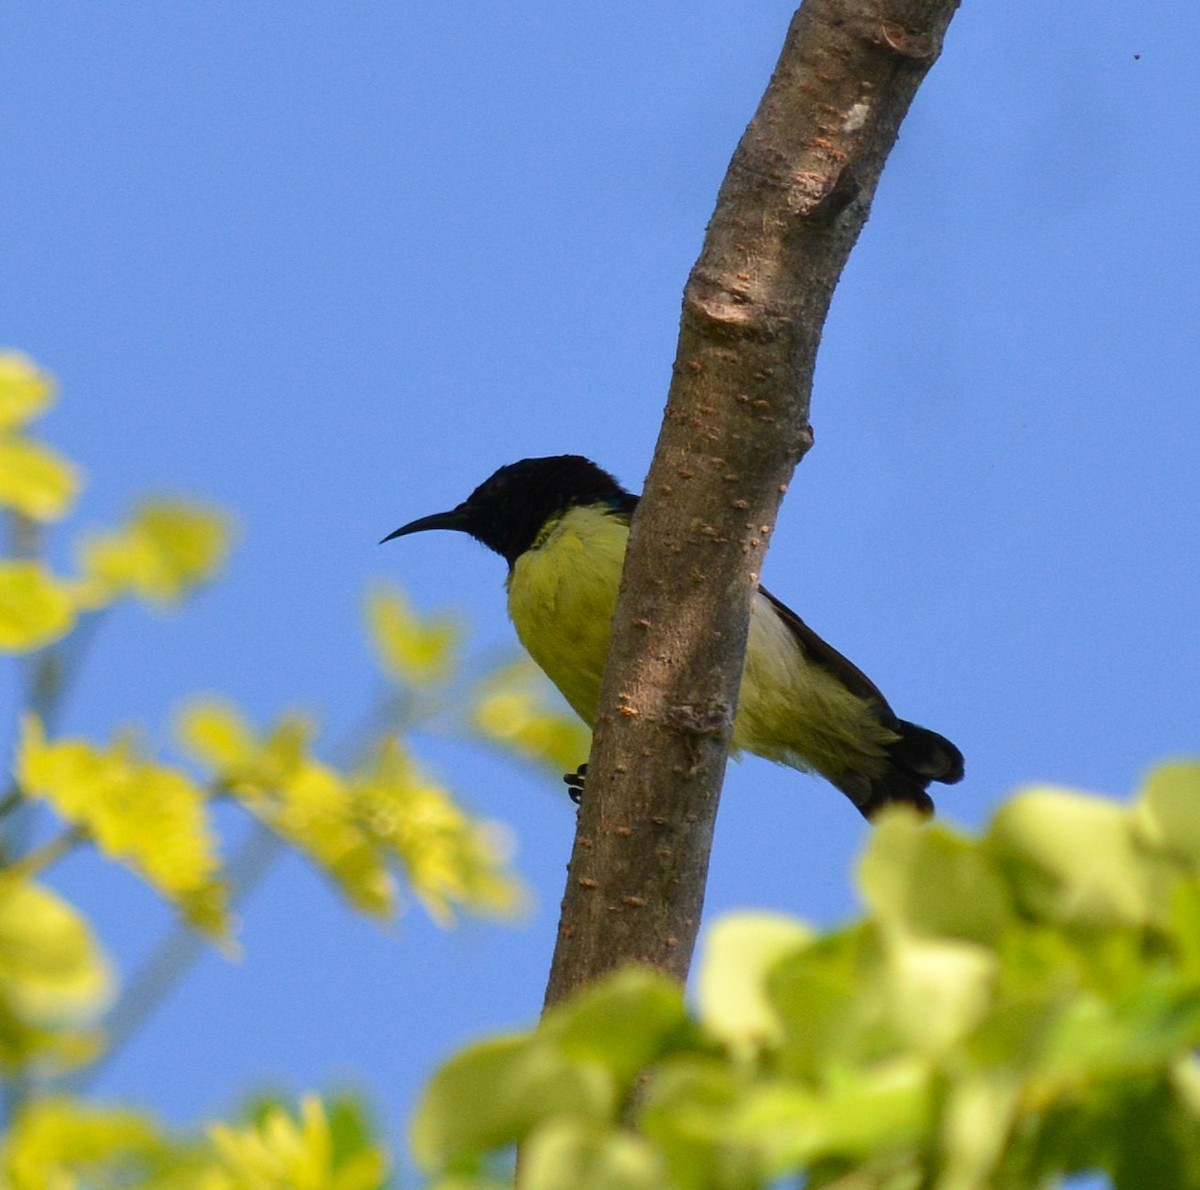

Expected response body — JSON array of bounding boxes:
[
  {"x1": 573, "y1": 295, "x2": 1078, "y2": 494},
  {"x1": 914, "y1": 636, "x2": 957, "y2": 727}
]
[{"x1": 3, "y1": 0, "x2": 1198, "y2": 1174}]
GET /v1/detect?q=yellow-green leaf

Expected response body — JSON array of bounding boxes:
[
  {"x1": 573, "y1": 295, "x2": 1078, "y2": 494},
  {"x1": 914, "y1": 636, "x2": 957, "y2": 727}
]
[
  {"x1": 859, "y1": 812, "x2": 1014, "y2": 945},
  {"x1": 0, "y1": 351, "x2": 55, "y2": 430},
  {"x1": 936, "y1": 1073, "x2": 1023, "y2": 1190},
  {"x1": 882, "y1": 935, "x2": 997, "y2": 1055},
  {"x1": 0, "y1": 1097, "x2": 165, "y2": 1188},
  {"x1": 366, "y1": 583, "x2": 460, "y2": 685},
  {"x1": 696, "y1": 913, "x2": 813, "y2": 1058},
  {"x1": 472, "y1": 660, "x2": 590, "y2": 775},
  {"x1": 175, "y1": 698, "x2": 260, "y2": 772},
  {"x1": 351, "y1": 737, "x2": 526, "y2": 925},
  {"x1": 0, "y1": 435, "x2": 81, "y2": 521},
  {"x1": 1132, "y1": 760, "x2": 1200, "y2": 867},
  {"x1": 178, "y1": 703, "x2": 396, "y2": 918},
  {"x1": 411, "y1": 1034, "x2": 613, "y2": 1172},
  {"x1": 0, "y1": 560, "x2": 76, "y2": 652},
  {"x1": 181, "y1": 701, "x2": 526, "y2": 927},
  {"x1": 639, "y1": 1056, "x2": 754, "y2": 1190},
  {"x1": 0, "y1": 880, "x2": 113, "y2": 1025},
  {"x1": 521, "y1": 1119, "x2": 666, "y2": 1190},
  {"x1": 987, "y1": 787, "x2": 1150, "y2": 929},
  {"x1": 249, "y1": 759, "x2": 395, "y2": 918},
  {"x1": 543, "y1": 966, "x2": 687, "y2": 1086},
  {"x1": 208, "y1": 1095, "x2": 388, "y2": 1190},
  {"x1": 0, "y1": 880, "x2": 113, "y2": 1073},
  {"x1": 16, "y1": 718, "x2": 229, "y2": 935},
  {"x1": 76, "y1": 499, "x2": 233, "y2": 608}
]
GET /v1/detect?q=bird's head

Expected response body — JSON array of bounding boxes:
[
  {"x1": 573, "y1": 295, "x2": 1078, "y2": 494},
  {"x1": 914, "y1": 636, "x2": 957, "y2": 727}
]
[{"x1": 382, "y1": 455, "x2": 629, "y2": 565}]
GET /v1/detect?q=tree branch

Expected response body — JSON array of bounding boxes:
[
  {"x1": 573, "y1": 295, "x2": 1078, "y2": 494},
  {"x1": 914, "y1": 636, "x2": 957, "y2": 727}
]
[{"x1": 544, "y1": 0, "x2": 960, "y2": 1008}]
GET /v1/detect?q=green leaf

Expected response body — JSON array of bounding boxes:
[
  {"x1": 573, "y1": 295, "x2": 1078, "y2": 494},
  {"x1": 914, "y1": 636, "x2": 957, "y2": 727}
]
[
  {"x1": 323, "y1": 1091, "x2": 386, "y2": 1181},
  {"x1": 881, "y1": 935, "x2": 997, "y2": 1056},
  {"x1": 696, "y1": 912, "x2": 812, "y2": 1057},
  {"x1": 411, "y1": 1034, "x2": 613, "y2": 1171},
  {"x1": 1132, "y1": 760, "x2": 1200, "y2": 868},
  {"x1": 408, "y1": 765, "x2": 1200, "y2": 1188},
  {"x1": 644, "y1": 1057, "x2": 931, "y2": 1187},
  {"x1": 640, "y1": 1056, "x2": 760, "y2": 1190},
  {"x1": 768, "y1": 926, "x2": 894, "y2": 1080},
  {"x1": 543, "y1": 966, "x2": 687, "y2": 1086},
  {"x1": 1098, "y1": 1074, "x2": 1200, "y2": 1190},
  {"x1": 987, "y1": 787, "x2": 1150, "y2": 929},
  {"x1": 1032, "y1": 980, "x2": 1200, "y2": 1098},
  {"x1": 521, "y1": 1120, "x2": 665, "y2": 1190},
  {"x1": 728, "y1": 1061, "x2": 932, "y2": 1176},
  {"x1": 859, "y1": 814, "x2": 1013, "y2": 945},
  {"x1": 426, "y1": 1179, "x2": 512, "y2": 1190}
]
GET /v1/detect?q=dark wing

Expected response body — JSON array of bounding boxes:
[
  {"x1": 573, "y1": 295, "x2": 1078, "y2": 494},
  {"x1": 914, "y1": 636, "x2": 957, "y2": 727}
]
[
  {"x1": 758, "y1": 586, "x2": 899, "y2": 725},
  {"x1": 616, "y1": 496, "x2": 963, "y2": 814},
  {"x1": 619, "y1": 490, "x2": 891, "y2": 715}
]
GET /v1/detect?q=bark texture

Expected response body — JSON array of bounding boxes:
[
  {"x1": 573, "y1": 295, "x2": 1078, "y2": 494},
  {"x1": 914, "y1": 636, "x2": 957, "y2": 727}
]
[{"x1": 544, "y1": 0, "x2": 961, "y2": 1009}]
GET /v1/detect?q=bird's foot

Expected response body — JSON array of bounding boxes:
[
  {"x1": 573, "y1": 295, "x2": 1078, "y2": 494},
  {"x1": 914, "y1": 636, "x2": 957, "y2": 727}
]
[{"x1": 563, "y1": 763, "x2": 588, "y2": 805}]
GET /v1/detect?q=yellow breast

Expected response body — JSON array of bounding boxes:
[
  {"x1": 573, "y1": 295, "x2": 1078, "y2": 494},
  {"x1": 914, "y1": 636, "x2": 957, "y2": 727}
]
[
  {"x1": 506, "y1": 505, "x2": 628, "y2": 725},
  {"x1": 506, "y1": 505, "x2": 895, "y2": 781}
]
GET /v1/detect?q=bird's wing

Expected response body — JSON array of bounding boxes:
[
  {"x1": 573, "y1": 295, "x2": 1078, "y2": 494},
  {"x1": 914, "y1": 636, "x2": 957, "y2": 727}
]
[
  {"x1": 758, "y1": 586, "x2": 898, "y2": 722},
  {"x1": 619, "y1": 493, "x2": 890, "y2": 717}
]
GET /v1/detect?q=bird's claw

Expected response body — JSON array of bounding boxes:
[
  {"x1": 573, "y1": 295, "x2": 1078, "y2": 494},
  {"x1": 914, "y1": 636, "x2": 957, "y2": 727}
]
[{"x1": 563, "y1": 763, "x2": 588, "y2": 805}]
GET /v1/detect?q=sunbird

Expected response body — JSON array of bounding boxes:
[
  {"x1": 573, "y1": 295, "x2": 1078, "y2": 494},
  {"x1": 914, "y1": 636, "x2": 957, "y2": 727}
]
[{"x1": 382, "y1": 455, "x2": 963, "y2": 818}]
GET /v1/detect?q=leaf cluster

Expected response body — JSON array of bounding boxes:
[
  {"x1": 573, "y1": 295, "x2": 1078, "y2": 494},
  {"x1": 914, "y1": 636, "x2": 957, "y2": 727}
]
[
  {"x1": 0, "y1": 1091, "x2": 389, "y2": 1189},
  {"x1": 414, "y1": 762, "x2": 1200, "y2": 1190},
  {"x1": 0, "y1": 352, "x2": 588, "y2": 1182}
]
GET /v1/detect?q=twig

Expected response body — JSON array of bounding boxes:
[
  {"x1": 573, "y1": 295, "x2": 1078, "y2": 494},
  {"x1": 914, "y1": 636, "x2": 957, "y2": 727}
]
[
  {"x1": 59, "y1": 822, "x2": 285, "y2": 1097},
  {"x1": 2, "y1": 825, "x2": 86, "y2": 881}
]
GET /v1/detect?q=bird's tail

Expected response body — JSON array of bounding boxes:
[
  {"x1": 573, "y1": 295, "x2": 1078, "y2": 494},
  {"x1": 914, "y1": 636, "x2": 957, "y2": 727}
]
[{"x1": 835, "y1": 720, "x2": 964, "y2": 820}]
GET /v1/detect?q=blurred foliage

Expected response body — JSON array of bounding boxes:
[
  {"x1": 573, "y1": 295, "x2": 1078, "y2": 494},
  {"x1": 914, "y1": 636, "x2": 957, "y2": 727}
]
[
  {"x1": 18, "y1": 717, "x2": 229, "y2": 936},
  {"x1": 472, "y1": 662, "x2": 591, "y2": 778},
  {"x1": 0, "y1": 881, "x2": 112, "y2": 1075},
  {"x1": 0, "y1": 561, "x2": 76, "y2": 652},
  {"x1": 0, "y1": 352, "x2": 586, "y2": 1184},
  {"x1": 0, "y1": 352, "x2": 80, "y2": 525},
  {"x1": 0, "y1": 1092, "x2": 389, "y2": 1189},
  {"x1": 415, "y1": 761, "x2": 1200, "y2": 1190},
  {"x1": 367, "y1": 583, "x2": 462, "y2": 687},
  {"x1": 74, "y1": 501, "x2": 233, "y2": 611}
]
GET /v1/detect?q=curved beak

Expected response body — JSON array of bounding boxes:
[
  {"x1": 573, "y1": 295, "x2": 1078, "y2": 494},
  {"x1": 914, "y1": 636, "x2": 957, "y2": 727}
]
[{"x1": 379, "y1": 504, "x2": 472, "y2": 545}]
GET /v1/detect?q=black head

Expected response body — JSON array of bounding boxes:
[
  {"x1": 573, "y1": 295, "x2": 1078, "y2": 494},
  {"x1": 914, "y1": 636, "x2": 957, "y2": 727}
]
[{"x1": 381, "y1": 455, "x2": 633, "y2": 565}]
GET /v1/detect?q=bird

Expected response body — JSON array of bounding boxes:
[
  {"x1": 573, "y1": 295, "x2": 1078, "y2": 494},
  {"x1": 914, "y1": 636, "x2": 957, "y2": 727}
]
[{"x1": 382, "y1": 454, "x2": 963, "y2": 819}]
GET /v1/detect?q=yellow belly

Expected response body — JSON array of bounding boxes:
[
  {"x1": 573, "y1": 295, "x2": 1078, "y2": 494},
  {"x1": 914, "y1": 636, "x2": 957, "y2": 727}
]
[
  {"x1": 507, "y1": 506, "x2": 624, "y2": 725},
  {"x1": 506, "y1": 506, "x2": 895, "y2": 780}
]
